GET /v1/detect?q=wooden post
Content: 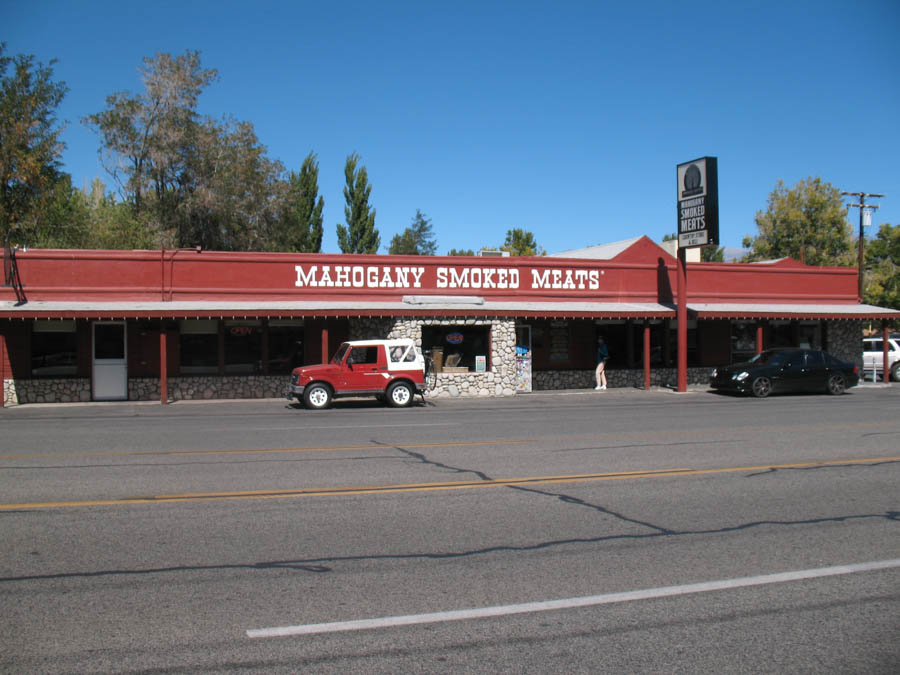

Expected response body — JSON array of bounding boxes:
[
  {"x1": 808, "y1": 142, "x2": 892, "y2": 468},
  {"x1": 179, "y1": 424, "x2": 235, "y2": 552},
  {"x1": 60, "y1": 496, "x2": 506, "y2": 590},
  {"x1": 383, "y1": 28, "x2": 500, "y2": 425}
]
[
  {"x1": 159, "y1": 327, "x2": 168, "y2": 404},
  {"x1": 756, "y1": 322, "x2": 765, "y2": 355},
  {"x1": 321, "y1": 325, "x2": 329, "y2": 364},
  {"x1": 883, "y1": 322, "x2": 891, "y2": 383},
  {"x1": 643, "y1": 321, "x2": 651, "y2": 390}
]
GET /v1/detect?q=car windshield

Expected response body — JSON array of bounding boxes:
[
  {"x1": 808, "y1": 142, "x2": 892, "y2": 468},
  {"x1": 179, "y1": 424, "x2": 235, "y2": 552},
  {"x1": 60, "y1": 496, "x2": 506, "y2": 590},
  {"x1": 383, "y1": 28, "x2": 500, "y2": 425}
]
[{"x1": 332, "y1": 343, "x2": 349, "y2": 364}]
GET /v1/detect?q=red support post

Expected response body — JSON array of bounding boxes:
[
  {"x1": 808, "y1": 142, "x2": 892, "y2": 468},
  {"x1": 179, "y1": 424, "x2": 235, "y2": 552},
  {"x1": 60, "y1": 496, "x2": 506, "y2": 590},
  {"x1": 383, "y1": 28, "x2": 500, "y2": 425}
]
[
  {"x1": 321, "y1": 325, "x2": 329, "y2": 364},
  {"x1": 756, "y1": 322, "x2": 765, "y2": 355},
  {"x1": 883, "y1": 323, "x2": 891, "y2": 383},
  {"x1": 643, "y1": 321, "x2": 651, "y2": 390},
  {"x1": 0, "y1": 329, "x2": 6, "y2": 408},
  {"x1": 159, "y1": 327, "x2": 168, "y2": 404}
]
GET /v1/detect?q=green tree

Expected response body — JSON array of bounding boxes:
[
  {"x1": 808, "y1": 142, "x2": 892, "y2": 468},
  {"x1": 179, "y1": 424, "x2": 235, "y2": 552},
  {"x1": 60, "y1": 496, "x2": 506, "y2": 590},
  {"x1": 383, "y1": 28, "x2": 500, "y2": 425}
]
[
  {"x1": 85, "y1": 50, "x2": 217, "y2": 221},
  {"x1": 388, "y1": 209, "x2": 437, "y2": 255},
  {"x1": 742, "y1": 177, "x2": 853, "y2": 266},
  {"x1": 701, "y1": 245, "x2": 725, "y2": 262},
  {"x1": 0, "y1": 44, "x2": 69, "y2": 240},
  {"x1": 336, "y1": 153, "x2": 379, "y2": 253},
  {"x1": 273, "y1": 152, "x2": 324, "y2": 252},
  {"x1": 501, "y1": 227, "x2": 545, "y2": 256},
  {"x1": 81, "y1": 178, "x2": 156, "y2": 249},
  {"x1": 177, "y1": 115, "x2": 283, "y2": 250},
  {"x1": 864, "y1": 223, "x2": 900, "y2": 312},
  {"x1": 447, "y1": 248, "x2": 475, "y2": 256},
  {"x1": 86, "y1": 51, "x2": 286, "y2": 251}
]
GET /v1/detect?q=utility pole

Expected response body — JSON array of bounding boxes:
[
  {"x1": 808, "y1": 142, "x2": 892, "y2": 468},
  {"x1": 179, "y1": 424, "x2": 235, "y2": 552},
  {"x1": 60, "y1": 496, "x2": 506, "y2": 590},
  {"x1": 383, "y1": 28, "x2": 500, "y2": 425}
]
[{"x1": 841, "y1": 191, "x2": 884, "y2": 301}]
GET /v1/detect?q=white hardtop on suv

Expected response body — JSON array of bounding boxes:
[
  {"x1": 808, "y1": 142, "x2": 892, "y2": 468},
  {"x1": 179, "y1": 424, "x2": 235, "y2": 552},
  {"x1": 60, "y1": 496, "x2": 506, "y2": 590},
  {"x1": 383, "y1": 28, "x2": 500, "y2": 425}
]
[
  {"x1": 287, "y1": 338, "x2": 426, "y2": 409},
  {"x1": 862, "y1": 334, "x2": 900, "y2": 382}
]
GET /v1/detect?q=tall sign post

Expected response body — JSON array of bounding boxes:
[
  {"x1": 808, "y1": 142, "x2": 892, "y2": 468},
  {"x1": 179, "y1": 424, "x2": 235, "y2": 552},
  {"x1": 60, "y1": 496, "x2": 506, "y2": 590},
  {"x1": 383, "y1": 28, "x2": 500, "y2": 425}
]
[{"x1": 676, "y1": 157, "x2": 719, "y2": 392}]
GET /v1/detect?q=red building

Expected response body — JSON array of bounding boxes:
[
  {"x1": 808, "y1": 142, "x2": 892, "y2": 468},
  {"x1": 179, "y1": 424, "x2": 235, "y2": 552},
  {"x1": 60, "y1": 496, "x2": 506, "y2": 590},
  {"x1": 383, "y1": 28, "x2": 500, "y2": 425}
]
[{"x1": 1, "y1": 236, "x2": 897, "y2": 405}]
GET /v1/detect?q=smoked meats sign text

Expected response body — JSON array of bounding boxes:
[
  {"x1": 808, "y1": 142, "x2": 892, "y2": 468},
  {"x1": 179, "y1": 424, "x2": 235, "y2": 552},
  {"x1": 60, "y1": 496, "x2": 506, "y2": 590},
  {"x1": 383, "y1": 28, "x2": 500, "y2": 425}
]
[{"x1": 294, "y1": 264, "x2": 602, "y2": 291}]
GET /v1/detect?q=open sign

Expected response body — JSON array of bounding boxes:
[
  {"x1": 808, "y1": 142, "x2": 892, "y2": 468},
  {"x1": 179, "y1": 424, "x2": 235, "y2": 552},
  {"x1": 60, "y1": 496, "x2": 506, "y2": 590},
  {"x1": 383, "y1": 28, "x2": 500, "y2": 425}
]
[{"x1": 446, "y1": 332, "x2": 464, "y2": 344}]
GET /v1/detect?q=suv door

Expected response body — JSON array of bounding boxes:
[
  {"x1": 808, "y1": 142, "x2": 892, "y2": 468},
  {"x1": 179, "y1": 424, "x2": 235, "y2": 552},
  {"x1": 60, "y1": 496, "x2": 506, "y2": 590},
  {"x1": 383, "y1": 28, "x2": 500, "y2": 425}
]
[
  {"x1": 863, "y1": 339, "x2": 882, "y2": 373},
  {"x1": 341, "y1": 345, "x2": 387, "y2": 392}
]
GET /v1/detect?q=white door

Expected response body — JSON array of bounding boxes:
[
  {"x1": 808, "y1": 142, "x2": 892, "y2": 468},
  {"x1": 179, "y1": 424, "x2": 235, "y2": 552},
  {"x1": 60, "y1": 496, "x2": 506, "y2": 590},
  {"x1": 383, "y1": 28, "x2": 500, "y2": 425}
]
[{"x1": 92, "y1": 322, "x2": 127, "y2": 401}]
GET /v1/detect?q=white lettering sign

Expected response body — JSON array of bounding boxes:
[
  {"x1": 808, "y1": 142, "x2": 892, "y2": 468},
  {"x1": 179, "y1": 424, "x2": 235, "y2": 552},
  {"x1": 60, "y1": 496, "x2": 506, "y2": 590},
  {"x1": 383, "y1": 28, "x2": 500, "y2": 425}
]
[{"x1": 294, "y1": 265, "x2": 600, "y2": 291}]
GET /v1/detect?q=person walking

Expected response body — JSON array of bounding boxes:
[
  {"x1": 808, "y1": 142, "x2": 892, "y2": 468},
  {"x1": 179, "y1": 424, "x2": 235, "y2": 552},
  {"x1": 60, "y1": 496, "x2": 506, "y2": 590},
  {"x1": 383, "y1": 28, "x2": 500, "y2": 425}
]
[{"x1": 595, "y1": 336, "x2": 609, "y2": 390}]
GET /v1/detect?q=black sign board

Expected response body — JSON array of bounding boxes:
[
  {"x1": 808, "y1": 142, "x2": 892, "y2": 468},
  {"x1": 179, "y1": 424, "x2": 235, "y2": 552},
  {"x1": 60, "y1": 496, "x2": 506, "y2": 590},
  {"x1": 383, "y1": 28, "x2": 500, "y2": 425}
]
[{"x1": 676, "y1": 156, "x2": 719, "y2": 249}]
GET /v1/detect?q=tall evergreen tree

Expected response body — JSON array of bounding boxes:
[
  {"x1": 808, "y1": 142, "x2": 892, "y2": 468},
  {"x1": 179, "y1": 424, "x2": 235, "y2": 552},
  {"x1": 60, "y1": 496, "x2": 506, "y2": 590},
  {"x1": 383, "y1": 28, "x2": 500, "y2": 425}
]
[
  {"x1": 388, "y1": 209, "x2": 437, "y2": 255},
  {"x1": 336, "y1": 153, "x2": 379, "y2": 254},
  {"x1": 273, "y1": 152, "x2": 324, "y2": 252},
  {"x1": 501, "y1": 228, "x2": 545, "y2": 256}
]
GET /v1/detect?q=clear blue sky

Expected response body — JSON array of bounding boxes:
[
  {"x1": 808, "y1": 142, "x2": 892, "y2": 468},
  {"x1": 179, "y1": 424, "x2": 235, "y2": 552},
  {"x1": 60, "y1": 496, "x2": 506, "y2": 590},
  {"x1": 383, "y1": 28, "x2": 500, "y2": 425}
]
[{"x1": 7, "y1": 0, "x2": 899, "y2": 256}]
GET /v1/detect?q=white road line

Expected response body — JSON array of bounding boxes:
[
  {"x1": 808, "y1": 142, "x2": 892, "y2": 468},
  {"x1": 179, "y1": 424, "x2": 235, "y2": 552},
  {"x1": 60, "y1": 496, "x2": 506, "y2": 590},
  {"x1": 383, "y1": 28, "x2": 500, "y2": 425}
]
[{"x1": 246, "y1": 558, "x2": 900, "y2": 639}]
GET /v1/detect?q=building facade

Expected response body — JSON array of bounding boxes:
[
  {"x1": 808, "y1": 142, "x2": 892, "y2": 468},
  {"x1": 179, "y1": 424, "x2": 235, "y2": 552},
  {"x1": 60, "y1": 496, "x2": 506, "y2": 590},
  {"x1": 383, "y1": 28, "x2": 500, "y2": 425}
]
[{"x1": 1, "y1": 237, "x2": 897, "y2": 405}]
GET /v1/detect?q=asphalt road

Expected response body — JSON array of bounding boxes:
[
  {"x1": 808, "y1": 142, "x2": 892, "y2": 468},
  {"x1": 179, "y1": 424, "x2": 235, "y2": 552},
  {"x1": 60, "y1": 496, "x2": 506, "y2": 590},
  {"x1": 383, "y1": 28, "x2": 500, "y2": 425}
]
[{"x1": 1, "y1": 385, "x2": 898, "y2": 673}]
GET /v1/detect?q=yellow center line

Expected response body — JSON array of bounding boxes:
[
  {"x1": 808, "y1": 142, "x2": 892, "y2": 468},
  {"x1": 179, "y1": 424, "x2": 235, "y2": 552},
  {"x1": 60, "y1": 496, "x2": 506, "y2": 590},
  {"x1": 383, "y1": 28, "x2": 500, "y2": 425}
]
[{"x1": 2, "y1": 455, "x2": 897, "y2": 510}]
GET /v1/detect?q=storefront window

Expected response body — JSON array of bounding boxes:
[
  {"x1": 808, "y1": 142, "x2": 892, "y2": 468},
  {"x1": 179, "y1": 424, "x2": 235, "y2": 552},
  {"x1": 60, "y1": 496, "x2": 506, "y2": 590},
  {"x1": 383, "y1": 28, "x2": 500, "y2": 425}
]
[
  {"x1": 267, "y1": 321, "x2": 304, "y2": 374},
  {"x1": 180, "y1": 320, "x2": 218, "y2": 375},
  {"x1": 797, "y1": 322, "x2": 821, "y2": 349},
  {"x1": 225, "y1": 320, "x2": 262, "y2": 374},
  {"x1": 31, "y1": 320, "x2": 77, "y2": 376},
  {"x1": 422, "y1": 325, "x2": 490, "y2": 372},
  {"x1": 731, "y1": 322, "x2": 757, "y2": 362}
]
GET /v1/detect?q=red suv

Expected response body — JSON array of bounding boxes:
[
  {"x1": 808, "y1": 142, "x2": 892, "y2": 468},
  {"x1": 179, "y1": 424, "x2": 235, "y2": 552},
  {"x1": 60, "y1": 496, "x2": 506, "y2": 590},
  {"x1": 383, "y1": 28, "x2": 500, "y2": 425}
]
[{"x1": 287, "y1": 339, "x2": 426, "y2": 409}]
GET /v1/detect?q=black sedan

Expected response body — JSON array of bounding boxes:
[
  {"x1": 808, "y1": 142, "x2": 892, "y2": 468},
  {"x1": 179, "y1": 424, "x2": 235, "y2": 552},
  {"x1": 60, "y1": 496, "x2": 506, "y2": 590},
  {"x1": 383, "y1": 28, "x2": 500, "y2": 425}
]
[{"x1": 710, "y1": 348, "x2": 859, "y2": 398}]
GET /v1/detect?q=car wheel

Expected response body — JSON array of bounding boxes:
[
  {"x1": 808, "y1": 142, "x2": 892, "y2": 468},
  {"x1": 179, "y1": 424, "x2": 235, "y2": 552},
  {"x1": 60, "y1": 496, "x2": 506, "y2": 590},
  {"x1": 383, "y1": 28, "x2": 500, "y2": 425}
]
[
  {"x1": 386, "y1": 381, "x2": 413, "y2": 408},
  {"x1": 891, "y1": 362, "x2": 900, "y2": 383},
  {"x1": 827, "y1": 374, "x2": 846, "y2": 396},
  {"x1": 303, "y1": 383, "x2": 332, "y2": 409},
  {"x1": 751, "y1": 376, "x2": 771, "y2": 398}
]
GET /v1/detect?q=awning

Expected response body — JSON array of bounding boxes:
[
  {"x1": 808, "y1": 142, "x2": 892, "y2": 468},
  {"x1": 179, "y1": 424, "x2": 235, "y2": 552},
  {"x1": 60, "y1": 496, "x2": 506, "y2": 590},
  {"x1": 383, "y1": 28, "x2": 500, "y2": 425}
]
[
  {"x1": 688, "y1": 303, "x2": 900, "y2": 320},
  {"x1": 0, "y1": 299, "x2": 677, "y2": 321}
]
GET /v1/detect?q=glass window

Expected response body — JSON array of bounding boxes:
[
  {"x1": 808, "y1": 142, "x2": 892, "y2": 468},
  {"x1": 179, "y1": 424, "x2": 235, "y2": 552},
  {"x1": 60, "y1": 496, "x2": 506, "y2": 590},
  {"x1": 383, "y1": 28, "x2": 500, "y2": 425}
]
[
  {"x1": 389, "y1": 344, "x2": 415, "y2": 363},
  {"x1": 225, "y1": 320, "x2": 262, "y2": 374},
  {"x1": 94, "y1": 323, "x2": 125, "y2": 360},
  {"x1": 805, "y1": 350, "x2": 824, "y2": 366},
  {"x1": 31, "y1": 320, "x2": 77, "y2": 376},
  {"x1": 180, "y1": 320, "x2": 218, "y2": 375},
  {"x1": 422, "y1": 325, "x2": 490, "y2": 372},
  {"x1": 267, "y1": 321, "x2": 304, "y2": 374},
  {"x1": 348, "y1": 346, "x2": 378, "y2": 365},
  {"x1": 731, "y1": 322, "x2": 757, "y2": 361}
]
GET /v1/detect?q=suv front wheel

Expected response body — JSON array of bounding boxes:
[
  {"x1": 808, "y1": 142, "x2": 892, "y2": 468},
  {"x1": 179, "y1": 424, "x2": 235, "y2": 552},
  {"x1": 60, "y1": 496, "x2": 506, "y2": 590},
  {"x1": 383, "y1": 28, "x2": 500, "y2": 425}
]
[
  {"x1": 303, "y1": 383, "x2": 333, "y2": 410},
  {"x1": 386, "y1": 381, "x2": 414, "y2": 408}
]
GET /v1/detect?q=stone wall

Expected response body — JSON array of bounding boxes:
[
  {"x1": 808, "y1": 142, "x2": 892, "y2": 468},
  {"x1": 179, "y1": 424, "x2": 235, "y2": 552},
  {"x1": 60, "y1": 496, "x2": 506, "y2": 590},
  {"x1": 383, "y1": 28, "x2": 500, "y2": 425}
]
[
  {"x1": 827, "y1": 320, "x2": 864, "y2": 367},
  {"x1": 4, "y1": 377, "x2": 91, "y2": 405},
  {"x1": 129, "y1": 375, "x2": 289, "y2": 402},
  {"x1": 533, "y1": 366, "x2": 713, "y2": 391},
  {"x1": 358, "y1": 316, "x2": 520, "y2": 398}
]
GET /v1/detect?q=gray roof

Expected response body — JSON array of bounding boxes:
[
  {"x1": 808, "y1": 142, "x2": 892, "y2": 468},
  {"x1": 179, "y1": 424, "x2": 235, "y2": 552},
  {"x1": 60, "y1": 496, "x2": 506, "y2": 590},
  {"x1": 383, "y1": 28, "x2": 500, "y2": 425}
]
[{"x1": 550, "y1": 236, "x2": 644, "y2": 259}]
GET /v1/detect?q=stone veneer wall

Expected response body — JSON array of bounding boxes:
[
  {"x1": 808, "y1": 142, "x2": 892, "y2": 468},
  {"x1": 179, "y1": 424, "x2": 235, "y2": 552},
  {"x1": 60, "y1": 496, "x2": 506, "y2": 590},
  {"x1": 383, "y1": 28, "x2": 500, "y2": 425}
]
[
  {"x1": 3, "y1": 377, "x2": 92, "y2": 405},
  {"x1": 533, "y1": 366, "x2": 713, "y2": 391},
  {"x1": 826, "y1": 320, "x2": 864, "y2": 368},
  {"x1": 129, "y1": 376, "x2": 289, "y2": 402},
  {"x1": 351, "y1": 316, "x2": 519, "y2": 397}
]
